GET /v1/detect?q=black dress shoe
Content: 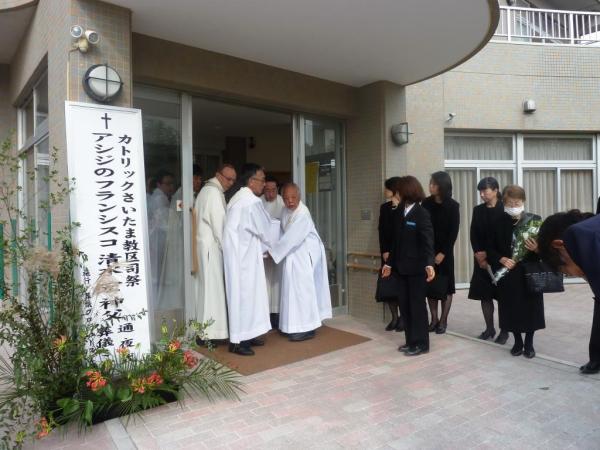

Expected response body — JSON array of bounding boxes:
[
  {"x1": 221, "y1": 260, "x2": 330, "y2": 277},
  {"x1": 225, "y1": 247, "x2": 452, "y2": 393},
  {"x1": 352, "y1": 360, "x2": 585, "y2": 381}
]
[
  {"x1": 523, "y1": 348, "x2": 536, "y2": 359},
  {"x1": 478, "y1": 328, "x2": 496, "y2": 340},
  {"x1": 580, "y1": 361, "x2": 600, "y2": 374},
  {"x1": 395, "y1": 317, "x2": 405, "y2": 332},
  {"x1": 248, "y1": 337, "x2": 265, "y2": 346},
  {"x1": 495, "y1": 331, "x2": 509, "y2": 345},
  {"x1": 405, "y1": 346, "x2": 429, "y2": 356},
  {"x1": 289, "y1": 330, "x2": 316, "y2": 342},
  {"x1": 428, "y1": 321, "x2": 439, "y2": 333},
  {"x1": 228, "y1": 343, "x2": 254, "y2": 356},
  {"x1": 385, "y1": 318, "x2": 398, "y2": 331},
  {"x1": 398, "y1": 344, "x2": 410, "y2": 352},
  {"x1": 435, "y1": 324, "x2": 447, "y2": 335},
  {"x1": 510, "y1": 343, "x2": 523, "y2": 356}
]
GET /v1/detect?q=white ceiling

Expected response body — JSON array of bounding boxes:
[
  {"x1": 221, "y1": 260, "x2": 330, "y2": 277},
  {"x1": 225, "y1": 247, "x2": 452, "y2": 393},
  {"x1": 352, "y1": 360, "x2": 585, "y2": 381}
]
[
  {"x1": 0, "y1": 5, "x2": 35, "y2": 64},
  {"x1": 109, "y1": 0, "x2": 497, "y2": 87}
]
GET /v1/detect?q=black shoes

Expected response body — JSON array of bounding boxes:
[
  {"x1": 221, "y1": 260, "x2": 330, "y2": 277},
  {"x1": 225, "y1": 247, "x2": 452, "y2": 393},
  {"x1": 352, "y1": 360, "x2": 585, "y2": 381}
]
[
  {"x1": 248, "y1": 337, "x2": 265, "y2": 346},
  {"x1": 395, "y1": 317, "x2": 405, "y2": 332},
  {"x1": 523, "y1": 347, "x2": 536, "y2": 359},
  {"x1": 478, "y1": 328, "x2": 496, "y2": 340},
  {"x1": 398, "y1": 344, "x2": 410, "y2": 352},
  {"x1": 385, "y1": 318, "x2": 398, "y2": 331},
  {"x1": 510, "y1": 343, "x2": 523, "y2": 356},
  {"x1": 428, "y1": 320, "x2": 439, "y2": 333},
  {"x1": 405, "y1": 346, "x2": 429, "y2": 356},
  {"x1": 580, "y1": 361, "x2": 600, "y2": 374},
  {"x1": 228, "y1": 343, "x2": 254, "y2": 356},
  {"x1": 288, "y1": 330, "x2": 316, "y2": 342},
  {"x1": 435, "y1": 323, "x2": 447, "y2": 334},
  {"x1": 495, "y1": 331, "x2": 509, "y2": 345}
]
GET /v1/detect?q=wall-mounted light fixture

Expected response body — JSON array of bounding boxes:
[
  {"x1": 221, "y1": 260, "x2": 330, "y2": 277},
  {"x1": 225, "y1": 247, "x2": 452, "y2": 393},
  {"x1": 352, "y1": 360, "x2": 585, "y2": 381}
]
[
  {"x1": 446, "y1": 112, "x2": 456, "y2": 122},
  {"x1": 83, "y1": 63, "x2": 123, "y2": 103},
  {"x1": 523, "y1": 99, "x2": 536, "y2": 113},
  {"x1": 70, "y1": 25, "x2": 100, "y2": 53},
  {"x1": 391, "y1": 122, "x2": 411, "y2": 146}
]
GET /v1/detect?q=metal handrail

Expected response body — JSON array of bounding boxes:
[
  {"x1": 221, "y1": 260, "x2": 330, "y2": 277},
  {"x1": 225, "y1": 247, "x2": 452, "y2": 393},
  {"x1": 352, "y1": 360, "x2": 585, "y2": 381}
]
[{"x1": 492, "y1": 5, "x2": 600, "y2": 46}]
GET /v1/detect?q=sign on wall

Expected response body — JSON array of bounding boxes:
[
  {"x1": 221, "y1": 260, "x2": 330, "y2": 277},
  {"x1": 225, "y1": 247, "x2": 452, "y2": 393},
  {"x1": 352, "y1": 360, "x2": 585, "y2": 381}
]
[{"x1": 65, "y1": 101, "x2": 151, "y2": 353}]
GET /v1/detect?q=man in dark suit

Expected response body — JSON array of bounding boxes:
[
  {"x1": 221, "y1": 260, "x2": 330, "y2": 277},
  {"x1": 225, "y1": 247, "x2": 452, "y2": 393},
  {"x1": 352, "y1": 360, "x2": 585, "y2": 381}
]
[{"x1": 382, "y1": 176, "x2": 435, "y2": 356}]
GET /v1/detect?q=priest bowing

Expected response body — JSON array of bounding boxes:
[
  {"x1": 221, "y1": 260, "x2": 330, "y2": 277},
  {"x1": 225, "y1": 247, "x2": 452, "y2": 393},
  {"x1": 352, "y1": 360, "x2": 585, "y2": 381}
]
[
  {"x1": 223, "y1": 164, "x2": 280, "y2": 356},
  {"x1": 269, "y1": 183, "x2": 332, "y2": 341}
]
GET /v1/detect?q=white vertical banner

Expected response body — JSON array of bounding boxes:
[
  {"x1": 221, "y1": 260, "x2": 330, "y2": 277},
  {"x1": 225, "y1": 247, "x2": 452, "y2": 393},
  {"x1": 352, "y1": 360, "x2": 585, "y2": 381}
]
[{"x1": 65, "y1": 101, "x2": 151, "y2": 354}]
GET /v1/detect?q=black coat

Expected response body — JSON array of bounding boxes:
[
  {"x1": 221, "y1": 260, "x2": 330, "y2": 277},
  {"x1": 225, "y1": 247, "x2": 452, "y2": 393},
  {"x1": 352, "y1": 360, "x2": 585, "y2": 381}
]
[
  {"x1": 388, "y1": 203, "x2": 435, "y2": 276},
  {"x1": 422, "y1": 197, "x2": 460, "y2": 294},
  {"x1": 378, "y1": 201, "x2": 395, "y2": 258},
  {"x1": 488, "y1": 212, "x2": 545, "y2": 332},
  {"x1": 468, "y1": 201, "x2": 505, "y2": 301}
]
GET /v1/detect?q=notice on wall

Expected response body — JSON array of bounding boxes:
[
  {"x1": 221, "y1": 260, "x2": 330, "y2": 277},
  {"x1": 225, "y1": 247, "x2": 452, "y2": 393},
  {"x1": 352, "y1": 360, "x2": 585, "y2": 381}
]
[{"x1": 65, "y1": 101, "x2": 151, "y2": 354}]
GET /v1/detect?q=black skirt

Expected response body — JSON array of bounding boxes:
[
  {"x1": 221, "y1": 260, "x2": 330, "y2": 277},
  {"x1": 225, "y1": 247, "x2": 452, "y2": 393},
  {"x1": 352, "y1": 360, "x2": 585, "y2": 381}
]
[
  {"x1": 468, "y1": 261, "x2": 496, "y2": 301},
  {"x1": 497, "y1": 263, "x2": 545, "y2": 332}
]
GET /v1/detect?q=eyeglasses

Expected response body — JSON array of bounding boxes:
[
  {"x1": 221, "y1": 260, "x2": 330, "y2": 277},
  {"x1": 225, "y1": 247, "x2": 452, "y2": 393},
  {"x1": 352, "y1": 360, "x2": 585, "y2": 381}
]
[{"x1": 219, "y1": 172, "x2": 236, "y2": 183}]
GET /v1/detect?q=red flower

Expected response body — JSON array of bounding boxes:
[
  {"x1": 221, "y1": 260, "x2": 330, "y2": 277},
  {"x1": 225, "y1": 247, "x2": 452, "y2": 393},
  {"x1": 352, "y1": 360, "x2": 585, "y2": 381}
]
[
  {"x1": 116, "y1": 346, "x2": 129, "y2": 357},
  {"x1": 167, "y1": 340, "x2": 181, "y2": 352},
  {"x1": 147, "y1": 372, "x2": 164, "y2": 386},
  {"x1": 131, "y1": 377, "x2": 146, "y2": 394},
  {"x1": 182, "y1": 350, "x2": 198, "y2": 369},
  {"x1": 85, "y1": 370, "x2": 107, "y2": 392},
  {"x1": 36, "y1": 417, "x2": 51, "y2": 439}
]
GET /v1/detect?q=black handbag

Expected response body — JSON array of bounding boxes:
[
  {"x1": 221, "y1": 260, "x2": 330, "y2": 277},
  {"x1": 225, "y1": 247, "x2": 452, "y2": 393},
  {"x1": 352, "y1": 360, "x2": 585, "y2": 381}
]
[
  {"x1": 523, "y1": 261, "x2": 564, "y2": 294},
  {"x1": 426, "y1": 273, "x2": 449, "y2": 300},
  {"x1": 375, "y1": 272, "x2": 400, "y2": 302}
]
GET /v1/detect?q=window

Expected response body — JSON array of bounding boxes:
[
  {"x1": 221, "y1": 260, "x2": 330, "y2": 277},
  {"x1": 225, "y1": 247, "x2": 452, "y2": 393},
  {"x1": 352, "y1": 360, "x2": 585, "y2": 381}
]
[
  {"x1": 445, "y1": 132, "x2": 599, "y2": 285},
  {"x1": 18, "y1": 70, "x2": 50, "y2": 246}
]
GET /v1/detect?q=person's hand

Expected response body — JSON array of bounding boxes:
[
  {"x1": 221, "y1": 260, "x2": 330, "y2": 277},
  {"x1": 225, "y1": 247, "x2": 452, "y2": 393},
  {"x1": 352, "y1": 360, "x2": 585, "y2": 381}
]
[
  {"x1": 381, "y1": 265, "x2": 391, "y2": 278},
  {"x1": 434, "y1": 253, "x2": 445, "y2": 265},
  {"x1": 525, "y1": 238, "x2": 539, "y2": 253},
  {"x1": 478, "y1": 260, "x2": 489, "y2": 270},
  {"x1": 474, "y1": 251, "x2": 487, "y2": 264},
  {"x1": 425, "y1": 266, "x2": 435, "y2": 282},
  {"x1": 500, "y1": 257, "x2": 516, "y2": 270},
  {"x1": 391, "y1": 196, "x2": 400, "y2": 207},
  {"x1": 382, "y1": 252, "x2": 390, "y2": 262}
]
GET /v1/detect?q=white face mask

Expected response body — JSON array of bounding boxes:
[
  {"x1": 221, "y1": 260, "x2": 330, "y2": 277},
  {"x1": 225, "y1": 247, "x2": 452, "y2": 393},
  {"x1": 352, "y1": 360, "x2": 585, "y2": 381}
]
[{"x1": 504, "y1": 205, "x2": 524, "y2": 217}]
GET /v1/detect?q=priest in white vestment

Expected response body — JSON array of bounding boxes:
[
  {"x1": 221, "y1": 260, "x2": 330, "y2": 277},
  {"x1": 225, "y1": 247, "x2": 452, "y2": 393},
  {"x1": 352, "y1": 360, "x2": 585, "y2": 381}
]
[
  {"x1": 223, "y1": 165, "x2": 280, "y2": 356},
  {"x1": 189, "y1": 164, "x2": 237, "y2": 342},
  {"x1": 148, "y1": 171, "x2": 175, "y2": 305},
  {"x1": 261, "y1": 175, "x2": 285, "y2": 328},
  {"x1": 269, "y1": 183, "x2": 333, "y2": 341}
]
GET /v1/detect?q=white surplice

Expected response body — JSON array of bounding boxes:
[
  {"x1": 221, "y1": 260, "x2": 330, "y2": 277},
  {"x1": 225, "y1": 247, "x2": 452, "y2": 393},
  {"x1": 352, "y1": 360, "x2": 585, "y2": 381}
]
[
  {"x1": 148, "y1": 188, "x2": 170, "y2": 304},
  {"x1": 190, "y1": 178, "x2": 229, "y2": 340},
  {"x1": 223, "y1": 187, "x2": 278, "y2": 343},
  {"x1": 261, "y1": 194, "x2": 285, "y2": 313},
  {"x1": 270, "y1": 201, "x2": 333, "y2": 334}
]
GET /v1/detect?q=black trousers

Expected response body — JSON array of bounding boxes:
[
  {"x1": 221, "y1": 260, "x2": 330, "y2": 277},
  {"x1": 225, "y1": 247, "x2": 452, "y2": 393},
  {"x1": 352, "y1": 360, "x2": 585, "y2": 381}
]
[
  {"x1": 397, "y1": 274, "x2": 429, "y2": 350},
  {"x1": 590, "y1": 298, "x2": 600, "y2": 363}
]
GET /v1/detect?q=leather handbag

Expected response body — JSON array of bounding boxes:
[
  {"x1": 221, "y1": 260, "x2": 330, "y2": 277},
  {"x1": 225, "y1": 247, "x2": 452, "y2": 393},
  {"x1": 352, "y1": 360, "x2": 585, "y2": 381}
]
[
  {"x1": 375, "y1": 272, "x2": 400, "y2": 302},
  {"x1": 523, "y1": 261, "x2": 564, "y2": 294}
]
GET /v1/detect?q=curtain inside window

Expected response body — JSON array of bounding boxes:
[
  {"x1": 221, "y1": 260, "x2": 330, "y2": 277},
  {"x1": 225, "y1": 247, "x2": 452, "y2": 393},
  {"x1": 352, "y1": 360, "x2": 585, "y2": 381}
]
[
  {"x1": 561, "y1": 170, "x2": 594, "y2": 212},
  {"x1": 524, "y1": 138, "x2": 593, "y2": 160},
  {"x1": 445, "y1": 136, "x2": 512, "y2": 160},
  {"x1": 523, "y1": 169, "x2": 557, "y2": 219}
]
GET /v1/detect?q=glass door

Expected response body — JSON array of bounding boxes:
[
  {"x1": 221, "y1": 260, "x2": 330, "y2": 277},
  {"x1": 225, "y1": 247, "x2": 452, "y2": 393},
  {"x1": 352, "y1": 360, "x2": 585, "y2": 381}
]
[{"x1": 294, "y1": 115, "x2": 347, "y2": 314}]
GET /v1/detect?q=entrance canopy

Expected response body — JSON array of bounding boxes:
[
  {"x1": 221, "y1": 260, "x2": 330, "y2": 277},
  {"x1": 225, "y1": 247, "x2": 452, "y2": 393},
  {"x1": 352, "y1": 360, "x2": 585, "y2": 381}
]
[{"x1": 110, "y1": 0, "x2": 498, "y2": 87}]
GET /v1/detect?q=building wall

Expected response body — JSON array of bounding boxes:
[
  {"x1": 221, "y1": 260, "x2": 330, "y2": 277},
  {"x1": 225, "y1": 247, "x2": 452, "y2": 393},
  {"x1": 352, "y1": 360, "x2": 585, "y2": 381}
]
[
  {"x1": 132, "y1": 34, "x2": 357, "y2": 119},
  {"x1": 0, "y1": 64, "x2": 17, "y2": 232}
]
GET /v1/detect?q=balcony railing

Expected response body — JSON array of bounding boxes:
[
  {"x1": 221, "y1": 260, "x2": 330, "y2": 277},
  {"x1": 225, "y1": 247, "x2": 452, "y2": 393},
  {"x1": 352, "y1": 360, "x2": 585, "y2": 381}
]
[{"x1": 493, "y1": 5, "x2": 600, "y2": 46}]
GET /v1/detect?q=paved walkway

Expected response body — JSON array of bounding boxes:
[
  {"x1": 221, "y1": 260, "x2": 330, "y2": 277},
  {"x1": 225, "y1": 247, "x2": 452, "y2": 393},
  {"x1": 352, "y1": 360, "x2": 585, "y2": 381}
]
[{"x1": 31, "y1": 285, "x2": 600, "y2": 450}]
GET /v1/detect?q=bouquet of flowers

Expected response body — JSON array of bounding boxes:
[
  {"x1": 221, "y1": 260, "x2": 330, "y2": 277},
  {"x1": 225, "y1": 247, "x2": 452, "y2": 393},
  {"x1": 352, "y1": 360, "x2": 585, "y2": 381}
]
[{"x1": 491, "y1": 216, "x2": 543, "y2": 285}]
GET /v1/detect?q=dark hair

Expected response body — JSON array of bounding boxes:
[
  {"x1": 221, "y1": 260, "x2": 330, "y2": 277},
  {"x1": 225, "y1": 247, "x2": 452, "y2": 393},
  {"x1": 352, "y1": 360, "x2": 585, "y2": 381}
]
[
  {"x1": 430, "y1": 171, "x2": 453, "y2": 200},
  {"x1": 217, "y1": 163, "x2": 236, "y2": 173},
  {"x1": 502, "y1": 184, "x2": 526, "y2": 202},
  {"x1": 399, "y1": 175, "x2": 426, "y2": 204},
  {"x1": 155, "y1": 170, "x2": 174, "y2": 184},
  {"x1": 384, "y1": 176, "x2": 401, "y2": 193},
  {"x1": 538, "y1": 210, "x2": 595, "y2": 270},
  {"x1": 265, "y1": 174, "x2": 279, "y2": 185},
  {"x1": 477, "y1": 176, "x2": 500, "y2": 192},
  {"x1": 240, "y1": 163, "x2": 265, "y2": 186},
  {"x1": 193, "y1": 164, "x2": 203, "y2": 177}
]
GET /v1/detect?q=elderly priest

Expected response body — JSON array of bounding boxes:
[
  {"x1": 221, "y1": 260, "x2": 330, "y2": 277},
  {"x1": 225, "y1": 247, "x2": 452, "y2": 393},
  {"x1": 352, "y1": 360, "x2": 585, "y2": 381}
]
[
  {"x1": 223, "y1": 164, "x2": 280, "y2": 356},
  {"x1": 269, "y1": 183, "x2": 332, "y2": 341}
]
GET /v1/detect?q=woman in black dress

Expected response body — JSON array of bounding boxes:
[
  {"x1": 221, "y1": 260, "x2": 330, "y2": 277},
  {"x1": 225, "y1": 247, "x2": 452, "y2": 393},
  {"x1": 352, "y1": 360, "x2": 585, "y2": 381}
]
[
  {"x1": 468, "y1": 177, "x2": 508, "y2": 344},
  {"x1": 488, "y1": 185, "x2": 544, "y2": 358},
  {"x1": 382, "y1": 176, "x2": 435, "y2": 356},
  {"x1": 377, "y1": 177, "x2": 403, "y2": 331},
  {"x1": 422, "y1": 171, "x2": 460, "y2": 334}
]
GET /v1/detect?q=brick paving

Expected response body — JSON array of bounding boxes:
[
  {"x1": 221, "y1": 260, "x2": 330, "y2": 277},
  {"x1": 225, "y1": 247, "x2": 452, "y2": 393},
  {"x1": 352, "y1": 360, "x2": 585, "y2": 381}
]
[{"x1": 30, "y1": 285, "x2": 600, "y2": 450}]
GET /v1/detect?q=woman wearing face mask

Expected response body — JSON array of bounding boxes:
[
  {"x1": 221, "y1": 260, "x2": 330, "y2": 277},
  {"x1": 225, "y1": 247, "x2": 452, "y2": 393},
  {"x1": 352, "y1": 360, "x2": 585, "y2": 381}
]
[
  {"x1": 468, "y1": 177, "x2": 509, "y2": 344},
  {"x1": 376, "y1": 177, "x2": 404, "y2": 331},
  {"x1": 487, "y1": 185, "x2": 544, "y2": 358},
  {"x1": 422, "y1": 171, "x2": 460, "y2": 334}
]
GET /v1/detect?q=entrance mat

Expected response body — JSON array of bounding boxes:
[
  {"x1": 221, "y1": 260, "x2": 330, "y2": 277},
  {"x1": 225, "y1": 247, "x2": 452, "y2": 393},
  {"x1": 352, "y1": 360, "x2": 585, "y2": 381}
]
[{"x1": 195, "y1": 325, "x2": 371, "y2": 376}]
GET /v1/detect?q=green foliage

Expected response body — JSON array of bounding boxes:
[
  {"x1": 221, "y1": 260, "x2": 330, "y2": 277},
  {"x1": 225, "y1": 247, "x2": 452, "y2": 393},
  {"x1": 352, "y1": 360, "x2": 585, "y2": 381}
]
[{"x1": 0, "y1": 135, "x2": 242, "y2": 449}]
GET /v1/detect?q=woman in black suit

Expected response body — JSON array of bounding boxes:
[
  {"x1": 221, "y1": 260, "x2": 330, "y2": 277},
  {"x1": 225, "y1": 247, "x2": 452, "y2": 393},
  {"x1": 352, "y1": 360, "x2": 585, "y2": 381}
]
[
  {"x1": 377, "y1": 177, "x2": 404, "y2": 331},
  {"x1": 382, "y1": 176, "x2": 435, "y2": 356},
  {"x1": 488, "y1": 185, "x2": 544, "y2": 358},
  {"x1": 468, "y1": 177, "x2": 508, "y2": 344},
  {"x1": 422, "y1": 171, "x2": 460, "y2": 334}
]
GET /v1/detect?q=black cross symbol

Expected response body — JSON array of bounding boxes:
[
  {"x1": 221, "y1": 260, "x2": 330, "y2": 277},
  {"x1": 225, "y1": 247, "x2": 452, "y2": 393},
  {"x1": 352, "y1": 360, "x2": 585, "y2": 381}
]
[{"x1": 101, "y1": 113, "x2": 112, "y2": 130}]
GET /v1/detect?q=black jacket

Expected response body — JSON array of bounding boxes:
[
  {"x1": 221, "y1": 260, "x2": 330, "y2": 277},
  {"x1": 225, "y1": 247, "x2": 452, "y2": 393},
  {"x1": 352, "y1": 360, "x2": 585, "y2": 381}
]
[
  {"x1": 422, "y1": 196, "x2": 460, "y2": 258},
  {"x1": 378, "y1": 201, "x2": 395, "y2": 255},
  {"x1": 470, "y1": 201, "x2": 504, "y2": 253},
  {"x1": 388, "y1": 203, "x2": 435, "y2": 276}
]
